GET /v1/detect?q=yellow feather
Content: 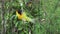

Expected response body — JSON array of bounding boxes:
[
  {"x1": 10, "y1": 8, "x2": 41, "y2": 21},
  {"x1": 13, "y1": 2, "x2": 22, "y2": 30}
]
[{"x1": 16, "y1": 11, "x2": 32, "y2": 22}]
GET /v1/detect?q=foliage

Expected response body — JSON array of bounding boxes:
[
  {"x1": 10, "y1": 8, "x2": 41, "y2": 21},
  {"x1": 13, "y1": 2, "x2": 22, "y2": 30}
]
[{"x1": 0, "y1": 0, "x2": 60, "y2": 34}]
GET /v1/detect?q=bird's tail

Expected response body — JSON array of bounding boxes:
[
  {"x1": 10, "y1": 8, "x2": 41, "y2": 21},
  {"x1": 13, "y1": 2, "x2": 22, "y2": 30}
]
[{"x1": 30, "y1": 18, "x2": 39, "y2": 23}]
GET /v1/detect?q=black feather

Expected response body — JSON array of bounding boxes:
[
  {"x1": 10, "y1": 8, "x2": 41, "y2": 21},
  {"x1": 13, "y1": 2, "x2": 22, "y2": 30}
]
[{"x1": 17, "y1": 9, "x2": 22, "y2": 15}]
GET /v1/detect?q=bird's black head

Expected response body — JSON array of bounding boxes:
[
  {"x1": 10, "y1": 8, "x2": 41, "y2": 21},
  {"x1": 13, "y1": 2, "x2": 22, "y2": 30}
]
[{"x1": 17, "y1": 9, "x2": 22, "y2": 15}]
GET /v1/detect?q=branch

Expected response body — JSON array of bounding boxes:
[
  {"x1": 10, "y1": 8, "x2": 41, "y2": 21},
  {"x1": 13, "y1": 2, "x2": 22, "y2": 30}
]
[{"x1": 1, "y1": 0, "x2": 6, "y2": 34}]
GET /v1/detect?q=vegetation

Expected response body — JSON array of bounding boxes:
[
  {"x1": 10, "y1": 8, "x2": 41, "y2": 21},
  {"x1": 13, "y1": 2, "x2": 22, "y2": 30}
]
[{"x1": 0, "y1": 0, "x2": 60, "y2": 34}]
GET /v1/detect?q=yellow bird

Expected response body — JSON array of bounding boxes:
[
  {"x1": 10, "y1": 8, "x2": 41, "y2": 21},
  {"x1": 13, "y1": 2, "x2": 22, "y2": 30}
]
[{"x1": 16, "y1": 9, "x2": 33, "y2": 22}]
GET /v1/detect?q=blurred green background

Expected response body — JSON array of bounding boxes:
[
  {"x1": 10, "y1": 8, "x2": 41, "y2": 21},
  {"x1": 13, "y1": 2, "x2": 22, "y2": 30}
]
[{"x1": 0, "y1": 0, "x2": 60, "y2": 34}]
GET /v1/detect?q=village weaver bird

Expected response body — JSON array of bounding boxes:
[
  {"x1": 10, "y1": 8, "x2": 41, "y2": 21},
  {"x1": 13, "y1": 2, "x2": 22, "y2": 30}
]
[{"x1": 16, "y1": 9, "x2": 34, "y2": 23}]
